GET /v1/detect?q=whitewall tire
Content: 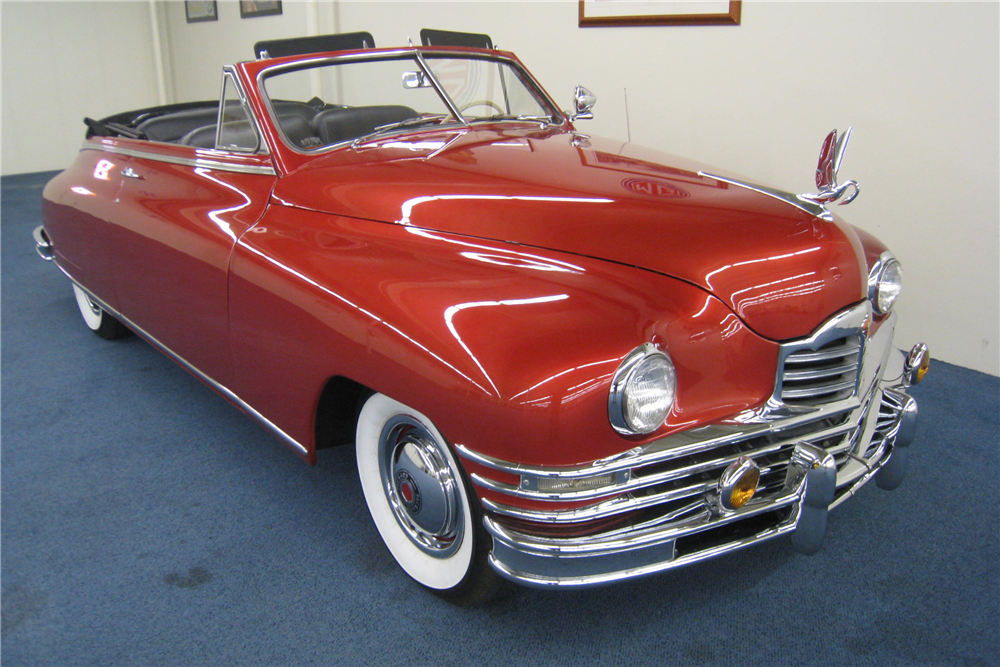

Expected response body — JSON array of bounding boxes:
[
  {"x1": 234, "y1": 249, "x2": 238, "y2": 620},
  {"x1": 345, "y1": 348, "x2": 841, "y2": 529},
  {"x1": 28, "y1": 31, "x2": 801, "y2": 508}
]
[
  {"x1": 72, "y1": 284, "x2": 130, "y2": 340},
  {"x1": 355, "y1": 392, "x2": 504, "y2": 604}
]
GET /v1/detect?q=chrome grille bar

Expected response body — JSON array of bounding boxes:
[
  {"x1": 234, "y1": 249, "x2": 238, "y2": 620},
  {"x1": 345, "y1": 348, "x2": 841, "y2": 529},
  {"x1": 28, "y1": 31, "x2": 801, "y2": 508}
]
[
  {"x1": 783, "y1": 341, "x2": 859, "y2": 364},
  {"x1": 783, "y1": 361, "x2": 859, "y2": 382},
  {"x1": 782, "y1": 378, "x2": 857, "y2": 400},
  {"x1": 780, "y1": 333, "x2": 862, "y2": 405},
  {"x1": 468, "y1": 415, "x2": 857, "y2": 503}
]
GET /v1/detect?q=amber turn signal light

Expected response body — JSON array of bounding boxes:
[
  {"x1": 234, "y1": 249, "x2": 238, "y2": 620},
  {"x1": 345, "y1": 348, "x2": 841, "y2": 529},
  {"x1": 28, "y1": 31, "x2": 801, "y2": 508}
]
[
  {"x1": 718, "y1": 457, "x2": 760, "y2": 511},
  {"x1": 905, "y1": 343, "x2": 930, "y2": 385}
]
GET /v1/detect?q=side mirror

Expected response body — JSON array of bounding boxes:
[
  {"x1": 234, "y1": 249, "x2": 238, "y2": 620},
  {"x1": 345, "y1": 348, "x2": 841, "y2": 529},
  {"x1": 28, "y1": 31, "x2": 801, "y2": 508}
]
[
  {"x1": 570, "y1": 85, "x2": 596, "y2": 121},
  {"x1": 402, "y1": 71, "x2": 432, "y2": 89}
]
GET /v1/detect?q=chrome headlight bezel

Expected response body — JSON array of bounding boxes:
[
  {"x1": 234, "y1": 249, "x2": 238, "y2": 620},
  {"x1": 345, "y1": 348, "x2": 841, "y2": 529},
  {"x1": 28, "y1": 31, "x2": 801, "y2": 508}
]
[
  {"x1": 868, "y1": 252, "x2": 903, "y2": 315},
  {"x1": 608, "y1": 343, "x2": 677, "y2": 436}
]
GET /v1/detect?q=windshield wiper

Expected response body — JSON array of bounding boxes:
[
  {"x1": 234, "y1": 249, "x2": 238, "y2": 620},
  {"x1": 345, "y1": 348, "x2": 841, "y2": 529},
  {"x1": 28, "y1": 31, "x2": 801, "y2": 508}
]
[
  {"x1": 351, "y1": 114, "x2": 450, "y2": 148},
  {"x1": 467, "y1": 114, "x2": 556, "y2": 125}
]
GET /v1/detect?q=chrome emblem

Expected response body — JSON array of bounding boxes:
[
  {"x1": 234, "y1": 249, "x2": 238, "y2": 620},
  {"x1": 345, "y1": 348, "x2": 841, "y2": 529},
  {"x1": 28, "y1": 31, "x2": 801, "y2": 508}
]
[
  {"x1": 395, "y1": 470, "x2": 422, "y2": 514},
  {"x1": 800, "y1": 127, "x2": 860, "y2": 208}
]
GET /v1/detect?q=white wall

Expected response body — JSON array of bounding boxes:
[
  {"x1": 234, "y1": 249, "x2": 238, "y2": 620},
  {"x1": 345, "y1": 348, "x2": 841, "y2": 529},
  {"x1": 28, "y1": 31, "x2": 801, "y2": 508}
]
[
  {"x1": 161, "y1": 0, "x2": 336, "y2": 101},
  {"x1": 1, "y1": 1, "x2": 161, "y2": 174},
  {"x1": 4, "y1": 1, "x2": 998, "y2": 376}
]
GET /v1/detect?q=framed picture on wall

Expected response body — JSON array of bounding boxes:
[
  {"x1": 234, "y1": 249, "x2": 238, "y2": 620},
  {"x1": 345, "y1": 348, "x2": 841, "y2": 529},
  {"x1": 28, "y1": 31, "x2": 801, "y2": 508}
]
[
  {"x1": 240, "y1": 1, "x2": 283, "y2": 19},
  {"x1": 185, "y1": 1, "x2": 218, "y2": 24},
  {"x1": 579, "y1": 1, "x2": 742, "y2": 27}
]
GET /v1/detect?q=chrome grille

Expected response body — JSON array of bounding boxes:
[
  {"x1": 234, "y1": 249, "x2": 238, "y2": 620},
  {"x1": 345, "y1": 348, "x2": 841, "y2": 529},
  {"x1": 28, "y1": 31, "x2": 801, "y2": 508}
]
[
  {"x1": 463, "y1": 302, "x2": 904, "y2": 587},
  {"x1": 780, "y1": 335, "x2": 862, "y2": 405}
]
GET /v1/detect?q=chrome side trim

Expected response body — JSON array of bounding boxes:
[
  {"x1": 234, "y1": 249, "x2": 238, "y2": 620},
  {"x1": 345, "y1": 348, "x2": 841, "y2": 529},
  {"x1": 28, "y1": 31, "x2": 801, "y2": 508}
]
[
  {"x1": 483, "y1": 493, "x2": 705, "y2": 526},
  {"x1": 49, "y1": 262, "x2": 308, "y2": 457},
  {"x1": 698, "y1": 171, "x2": 834, "y2": 221},
  {"x1": 80, "y1": 143, "x2": 277, "y2": 176}
]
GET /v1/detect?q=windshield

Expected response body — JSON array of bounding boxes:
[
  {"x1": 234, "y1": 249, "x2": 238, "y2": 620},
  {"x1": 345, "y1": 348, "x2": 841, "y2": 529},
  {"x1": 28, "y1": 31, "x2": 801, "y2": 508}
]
[
  {"x1": 422, "y1": 56, "x2": 553, "y2": 121},
  {"x1": 260, "y1": 53, "x2": 559, "y2": 151}
]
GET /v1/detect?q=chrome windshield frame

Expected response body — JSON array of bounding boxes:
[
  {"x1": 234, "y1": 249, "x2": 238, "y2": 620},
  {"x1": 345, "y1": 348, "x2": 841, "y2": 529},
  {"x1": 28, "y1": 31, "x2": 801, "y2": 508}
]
[
  {"x1": 219, "y1": 64, "x2": 270, "y2": 155},
  {"x1": 254, "y1": 47, "x2": 567, "y2": 156}
]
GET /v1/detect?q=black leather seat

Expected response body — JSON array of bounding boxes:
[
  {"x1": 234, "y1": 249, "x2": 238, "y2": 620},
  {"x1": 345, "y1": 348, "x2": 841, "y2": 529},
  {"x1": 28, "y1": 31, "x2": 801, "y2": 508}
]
[
  {"x1": 179, "y1": 125, "x2": 217, "y2": 148},
  {"x1": 277, "y1": 115, "x2": 320, "y2": 149},
  {"x1": 271, "y1": 101, "x2": 317, "y2": 122},
  {"x1": 137, "y1": 108, "x2": 219, "y2": 143},
  {"x1": 311, "y1": 106, "x2": 419, "y2": 145}
]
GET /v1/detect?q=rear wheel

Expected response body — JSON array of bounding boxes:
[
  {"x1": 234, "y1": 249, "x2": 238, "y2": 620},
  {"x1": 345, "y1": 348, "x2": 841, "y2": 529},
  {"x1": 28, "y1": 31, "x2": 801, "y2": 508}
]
[
  {"x1": 72, "y1": 284, "x2": 131, "y2": 340},
  {"x1": 355, "y1": 393, "x2": 505, "y2": 605}
]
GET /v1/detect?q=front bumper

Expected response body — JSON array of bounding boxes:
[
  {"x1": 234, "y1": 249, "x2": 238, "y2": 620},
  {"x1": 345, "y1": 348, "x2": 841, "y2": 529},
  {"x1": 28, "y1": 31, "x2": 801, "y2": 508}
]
[{"x1": 457, "y1": 308, "x2": 923, "y2": 588}]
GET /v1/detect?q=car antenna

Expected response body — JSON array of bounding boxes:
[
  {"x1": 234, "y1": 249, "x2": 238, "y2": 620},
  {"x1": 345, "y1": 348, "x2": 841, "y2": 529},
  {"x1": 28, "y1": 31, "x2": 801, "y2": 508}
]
[{"x1": 624, "y1": 88, "x2": 632, "y2": 143}]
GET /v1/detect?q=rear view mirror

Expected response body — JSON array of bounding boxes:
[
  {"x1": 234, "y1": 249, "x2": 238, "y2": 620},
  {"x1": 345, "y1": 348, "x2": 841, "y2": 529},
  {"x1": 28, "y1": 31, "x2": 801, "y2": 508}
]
[
  {"x1": 570, "y1": 85, "x2": 596, "y2": 121},
  {"x1": 402, "y1": 71, "x2": 432, "y2": 89}
]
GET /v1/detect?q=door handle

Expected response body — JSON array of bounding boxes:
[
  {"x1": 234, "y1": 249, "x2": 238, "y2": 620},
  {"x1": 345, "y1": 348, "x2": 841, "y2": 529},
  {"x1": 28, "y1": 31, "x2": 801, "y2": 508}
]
[{"x1": 121, "y1": 167, "x2": 143, "y2": 180}]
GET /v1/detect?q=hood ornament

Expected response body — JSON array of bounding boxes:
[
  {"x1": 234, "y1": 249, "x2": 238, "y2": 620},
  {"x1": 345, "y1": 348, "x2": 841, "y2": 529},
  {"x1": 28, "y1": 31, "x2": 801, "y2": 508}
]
[
  {"x1": 698, "y1": 126, "x2": 861, "y2": 222},
  {"x1": 800, "y1": 127, "x2": 860, "y2": 207}
]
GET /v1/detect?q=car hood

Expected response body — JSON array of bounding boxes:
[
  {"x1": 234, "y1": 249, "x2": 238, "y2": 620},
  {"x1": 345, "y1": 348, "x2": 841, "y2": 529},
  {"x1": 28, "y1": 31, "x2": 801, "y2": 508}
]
[{"x1": 271, "y1": 126, "x2": 867, "y2": 341}]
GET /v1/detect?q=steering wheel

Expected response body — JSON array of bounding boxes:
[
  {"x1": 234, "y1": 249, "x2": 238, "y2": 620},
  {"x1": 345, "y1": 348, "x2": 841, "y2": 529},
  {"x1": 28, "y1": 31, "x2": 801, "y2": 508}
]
[{"x1": 459, "y1": 100, "x2": 505, "y2": 115}]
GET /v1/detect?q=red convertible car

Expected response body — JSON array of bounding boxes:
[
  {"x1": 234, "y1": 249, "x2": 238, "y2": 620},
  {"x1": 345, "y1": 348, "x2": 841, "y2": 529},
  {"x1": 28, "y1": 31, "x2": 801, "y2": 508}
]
[{"x1": 36, "y1": 32, "x2": 928, "y2": 604}]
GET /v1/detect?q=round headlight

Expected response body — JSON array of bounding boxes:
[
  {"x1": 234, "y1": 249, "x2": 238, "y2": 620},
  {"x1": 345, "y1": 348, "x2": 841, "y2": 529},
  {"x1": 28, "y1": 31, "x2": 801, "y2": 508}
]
[
  {"x1": 872, "y1": 257, "x2": 903, "y2": 315},
  {"x1": 609, "y1": 344, "x2": 677, "y2": 435}
]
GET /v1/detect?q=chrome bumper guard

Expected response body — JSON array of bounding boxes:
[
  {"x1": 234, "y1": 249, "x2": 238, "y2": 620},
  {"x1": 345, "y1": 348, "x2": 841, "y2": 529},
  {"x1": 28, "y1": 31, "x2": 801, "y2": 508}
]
[
  {"x1": 458, "y1": 309, "x2": 923, "y2": 589},
  {"x1": 33, "y1": 225, "x2": 54, "y2": 261}
]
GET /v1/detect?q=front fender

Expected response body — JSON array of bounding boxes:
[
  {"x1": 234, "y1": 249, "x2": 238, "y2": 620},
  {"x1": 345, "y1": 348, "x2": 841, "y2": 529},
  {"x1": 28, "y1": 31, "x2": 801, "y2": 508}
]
[{"x1": 229, "y1": 206, "x2": 778, "y2": 466}]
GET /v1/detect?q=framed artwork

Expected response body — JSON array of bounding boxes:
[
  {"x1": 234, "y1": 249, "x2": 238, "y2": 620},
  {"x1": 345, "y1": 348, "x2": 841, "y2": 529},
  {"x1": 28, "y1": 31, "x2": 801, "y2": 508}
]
[
  {"x1": 240, "y1": 1, "x2": 283, "y2": 19},
  {"x1": 579, "y1": 1, "x2": 742, "y2": 27},
  {"x1": 185, "y1": 1, "x2": 218, "y2": 24}
]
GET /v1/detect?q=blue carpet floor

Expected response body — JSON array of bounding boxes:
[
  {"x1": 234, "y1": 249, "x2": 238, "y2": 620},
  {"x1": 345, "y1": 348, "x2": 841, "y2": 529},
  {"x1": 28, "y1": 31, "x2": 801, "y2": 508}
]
[{"x1": 3, "y1": 170, "x2": 998, "y2": 666}]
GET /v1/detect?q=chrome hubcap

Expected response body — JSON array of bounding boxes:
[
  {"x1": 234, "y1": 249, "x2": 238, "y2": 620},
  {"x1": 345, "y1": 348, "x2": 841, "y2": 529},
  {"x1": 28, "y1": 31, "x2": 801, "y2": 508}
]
[{"x1": 378, "y1": 416, "x2": 463, "y2": 558}]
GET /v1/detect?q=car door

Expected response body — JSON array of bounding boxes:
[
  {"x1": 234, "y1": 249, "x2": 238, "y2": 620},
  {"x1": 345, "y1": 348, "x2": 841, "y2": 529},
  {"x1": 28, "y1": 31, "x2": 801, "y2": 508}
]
[{"x1": 107, "y1": 71, "x2": 276, "y2": 389}]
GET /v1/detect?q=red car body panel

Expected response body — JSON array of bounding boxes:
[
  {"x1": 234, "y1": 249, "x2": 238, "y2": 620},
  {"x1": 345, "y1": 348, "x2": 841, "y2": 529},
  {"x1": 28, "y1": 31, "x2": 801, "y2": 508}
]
[
  {"x1": 42, "y1": 48, "x2": 880, "y2": 471},
  {"x1": 270, "y1": 128, "x2": 866, "y2": 342},
  {"x1": 36, "y1": 44, "x2": 923, "y2": 592},
  {"x1": 229, "y1": 205, "x2": 779, "y2": 466},
  {"x1": 44, "y1": 139, "x2": 276, "y2": 388}
]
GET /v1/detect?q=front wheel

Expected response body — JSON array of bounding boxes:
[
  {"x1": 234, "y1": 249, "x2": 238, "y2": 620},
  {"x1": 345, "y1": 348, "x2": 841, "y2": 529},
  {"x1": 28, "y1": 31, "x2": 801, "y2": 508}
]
[
  {"x1": 355, "y1": 393, "x2": 505, "y2": 605},
  {"x1": 72, "y1": 284, "x2": 131, "y2": 340}
]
